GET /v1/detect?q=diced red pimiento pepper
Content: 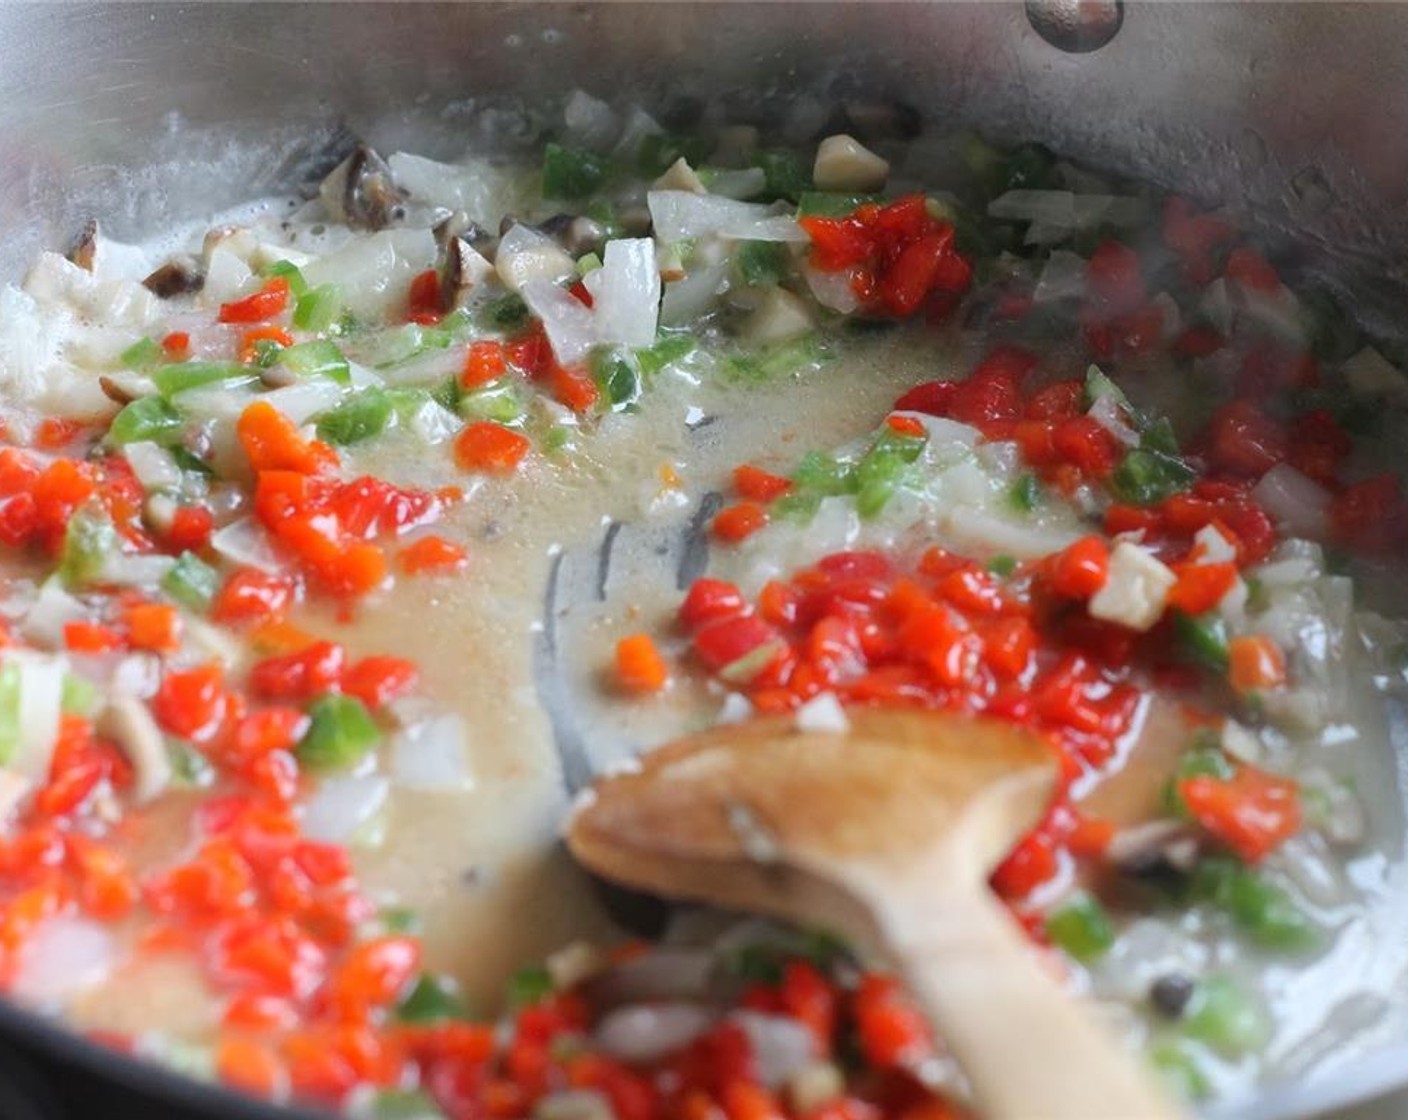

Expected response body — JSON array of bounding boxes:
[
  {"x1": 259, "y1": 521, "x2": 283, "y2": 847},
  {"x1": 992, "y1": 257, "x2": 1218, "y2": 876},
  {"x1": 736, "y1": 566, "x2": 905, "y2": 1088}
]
[
  {"x1": 892, "y1": 379, "x2": 958, "y2": 417},
  {"x1": 154, "y1": 665, "x2": 229, "y2": 741},
  {"x1": 219, "y1": 277, "x2": 291, "y2": 324},
  {"x1": 250, "y1": 641, "x2": 346, "y2": 702},
  {"x1": 547, "y1": 362, "x2": 600, "y2": 413},
  {"x1": 1223, "y1": 246, "x2": 1282, "y2": 293},
  {"x1": 678, "y1": 578, "x2": 748, "y2": 630},
  {"x1": 123, "y1": 601, "x2": 182, "y2": 653},
  {"x1": 1332, "y1": 472, "x2": 1406, "y2": 553},
  {"x1": 63, "y1": 620, "x2": 125, "y2": 654},
  {"x1": 1161, "y1": 196, "x2": 1236, "y2": 285},
  {"x1": 212, "y1": 568, "x2": 297, "y2": 626},
  {"x1": 1208, "y1": 400, "x2": 1287, "y2": 478},
  {"x1": 238, "y1": 326, "x2": 295, "y2": 365},
  {"x1": 161, "y1": 331, "x2": 191, "y2": 358},
  {"x1": 398, "y1": 535, "x2": 468, "y2": 575},
  {"x1": 461, "y1": 340, "x2": 509, "y2": 388},
  {"x1": 342, "y1": 656, "x2": 419, "y2": 710},
  {"x1": 407, "y1": 269, "x2": 444, "y2": 325},
  {"x1": 615, "y1": 633, "x2": 670, "y2": 694},
  {"x1": 1286, "y1": 409, "x2": 1351, "y2": 483},
  {"x1": 692, "y1": 615, "x2": 787, "y2": 680},
  {"x1": 853, "y1": 974, "x2": 934, "y2": 1069},
  {"x1": 1167, "y1": 561, "x2": 1238, "y2": 615},
  {"x1": 166, "y1": 505, "x2": 215, "y2": 553},
  {"x1": 801, "y1": 195, "x2": 972, "y2": 318},
  {"x1": 1227, "y1": 634, "x2": 1286, "y2": 695},
  {"x1": 711, "y1": 502, "x2": 769, "y2": 543},
  {"x1": 238, "y1": 401, "x2": 339, "y2": 476},
  {"x1": 325, "y1": 935, "x2": 421, "y2": 1019},
  {"x1": 1085, "y1": 240, "x2": 1146, "y2": 318},
  {"x1": 732, "y1": 464, "x2": 792, "y2": 503},
  {"x1": 454, "y1": 421, "x2": 531, "y2": 474},
  {"x1": 1179, "y1": 767, "x2": 1301, "y2": 863},
  {"x1": 1047, "y1": 537, "x2": 1110, "y2": 600}
]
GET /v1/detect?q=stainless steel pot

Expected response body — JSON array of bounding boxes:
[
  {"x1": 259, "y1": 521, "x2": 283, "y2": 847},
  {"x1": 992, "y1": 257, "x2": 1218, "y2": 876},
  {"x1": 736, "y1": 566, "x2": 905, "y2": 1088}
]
[{"x1": 0, "y1": 4, "x2": 1405, "y2": 1118}]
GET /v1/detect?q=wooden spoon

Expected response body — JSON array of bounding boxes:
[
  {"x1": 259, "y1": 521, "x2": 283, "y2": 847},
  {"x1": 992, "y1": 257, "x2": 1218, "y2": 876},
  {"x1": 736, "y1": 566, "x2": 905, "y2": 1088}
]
[{"x1": 566, "y1": 707, "x2": 1183, "y2": 1120}]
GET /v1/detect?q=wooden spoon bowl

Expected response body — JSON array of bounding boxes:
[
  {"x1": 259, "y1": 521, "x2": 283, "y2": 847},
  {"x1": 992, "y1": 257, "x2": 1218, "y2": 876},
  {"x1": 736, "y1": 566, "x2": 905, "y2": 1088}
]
[{"x1": 567, "y1": 707, "x2": 1183, "y2": 1120}]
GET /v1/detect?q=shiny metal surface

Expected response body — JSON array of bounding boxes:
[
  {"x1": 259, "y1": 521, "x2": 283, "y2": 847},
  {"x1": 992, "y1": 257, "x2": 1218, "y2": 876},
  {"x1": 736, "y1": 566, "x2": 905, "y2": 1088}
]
[{"x1": 0, "y1": 3, "x2": 1405, "y2": 1118}]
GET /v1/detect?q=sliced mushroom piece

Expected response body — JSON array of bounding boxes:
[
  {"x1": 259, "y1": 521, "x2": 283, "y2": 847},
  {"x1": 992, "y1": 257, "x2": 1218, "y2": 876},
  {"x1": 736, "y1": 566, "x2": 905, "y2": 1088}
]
[
  {"x1": 432, "y1": 210, "x2": 490, "y2": 252},
  {"x1": 442, "y1": 237, "x2": 495, "y2": 309},
  {"x1": 538, "y1": 213, "x2": 607, "y2": 258},
  {"x1": 320, "y1": 144, "x2": 407, "y2": 231},
  {"x1": 142, "y1": 257, "x2": 205, "y2": 299},
  {"x1": 812, "y1": 134, "x2": 891, "y2": 193},
  {"x1": 65, "y1": 219, "x2": 100, "y2": 273},
  {"x1": 653, "y1": 157, "x2": 708, "y2": 195},
  {"x1": 1107, "y1": 819, "x2": 1203, "y2": 878},
  {"x1": 742, "y1": 288, "x2": 815, "y2": 347},
  {"x1": 97, "y1": 696, "x2": 172, "y2": 804},
  {"x1": 495, "y1": 225, "x2": 577, "y2": 294},
  {"x1": 99, "y1": 372, "x2": 157, "y2": 406}
]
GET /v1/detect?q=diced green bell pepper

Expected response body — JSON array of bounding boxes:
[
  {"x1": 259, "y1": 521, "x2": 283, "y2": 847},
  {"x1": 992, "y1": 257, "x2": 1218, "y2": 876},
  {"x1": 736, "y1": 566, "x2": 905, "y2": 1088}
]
[
  {"x1": 507, "y1": 965, "x2": 554, "y2": 1008},
  {"x1": 59, "y1": 511, "x2": 117, "y2": 589},
  {"x1": 1174, "y1": 611, "x2": 1230, "y2": 672},
  {"x1": 636, "y1": 334, "x2": 695, "y2": 378},
  {"x1": 1190, "y1": 857, "x2": 1320, "y2": 952},
  {"x1": 371, "y1": 1089, "x2": 446, "y2": 1120},
  {"x1": 316, "y1": 387, "x2": 393, "y2": 445},
  {"x1": 1149, "y1": 1040, "x2": 1212, "y2": 1102},
  {"x1": 752, "y1": 149, "x2": 811, "y2": 202},
  {"x1": 119, "y1": 337, "x2": 163, "y2": 371},
  {"x1": 109, "y1": 397, "x2": 184, "y2": 446},
  {"x1": 0, "y1": 661, "x2": 21, "y2": 766},
  {"x1": 152, "y1": 362, "x2": 250, "y2": 398},
  {"x1": 279, "y1": 339, "x2": 350, "y2": 383},
  {"x1": 293, "y1": 283, "x2": 344, "y2": 332},
  {"x1": 296, "y1": 694, "x2": 381, "y2": 771},
  {"x1": 261, "y1": 259, "x2": 308, "y2": 296},
  {"x1": 60, "y1": 672, "x2": 99, "y2": 717},
  {"x1": 458, "y1": 381, "x2": 527, "y2": 425},
  {"x1": 1183, "y1": 975, "x2": 1270, "y2": 1059},
  {"x1": 397, "y1": 975, "x2": 470, "y2": 1023},
  {"x1": 796, "y1": 191, "x2": 881, "y2": 218},
  {"x1": 734, "y1": 240, "x2": 789, "y2": 287},
  {"x1": 161, "y1": 551, "x2": 219, "y2": 612},
  {"x1": 1044, "y1": 892, "x2": 1116, "y2": 962},
  {"x1": 1009, "y1": 472, "x2": 1043, "y2": 512},
  {"x1": 543, "y1": 142, "x2": 607, "y2": 200},
  {"x1": 592, "y1": 348, "x2": 641, "y2": 411}
]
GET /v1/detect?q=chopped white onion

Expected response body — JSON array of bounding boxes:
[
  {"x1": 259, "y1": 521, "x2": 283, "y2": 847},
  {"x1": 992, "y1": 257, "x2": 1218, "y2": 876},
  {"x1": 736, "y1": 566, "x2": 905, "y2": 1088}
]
[
  {"x1": 648, "y1": 191, "x2": 807, "y2": 244},
  {"x1": 802, "y1": 263, "x2": 860, "y2": 314},
  {"x1": 989, "y1": 190, "x2": 1078, "y2": 226},
  {"x1": 794, "y1": 693, "x2": 849, "y2": 734},
  {"x1": 390, "y1": 714, "x2": 473, "y2": 791},
  {"x1": 594, "y1": 239, "x2": 661, "y2": 350},
  {"x1": 1253, "y1": 463, "x2": 1332, "y2": 539},
  {"x1": 660, "y1": 260, "x2": 731, "y2": 327},
  {"x1": 496, "y1": 225, "x2": 576, "y2": 293},
  {"x1": 594, "y1": 1003, "x2": 714, "y2": 1064},
  {"x1": 260, "y1": 378, "x2": 347, "y2": 426},
  {"x1": 1034, "y1": 250, "x2": 1087, "y2": 303},
  {"x1": 301, "y1": 774, "x2": 390, "y2": 845},
  {"x1": 895, "y1": 411, "x2": 982, "y2": 450},
  {"x1": 1087, "y1": 393, "x2": 1141, "y2": 448},
  {"x1": 2, "y1": 650, "x2": 66, "y2": 783},
  {"x1": 302, "y1": 229, "x2": 438, "y2": 320},
  {"x1": 707, "y1": 168, "x2": 768, "y2": 200},
  {"x1": 97, "y1": 552, "x2": 176, "y2": 589},
  {"x1": 718, "y1": 693, "x2": 754, "y2": 725},
  {"x1": 945, "y1": 505, "x2": 1078, "y2": 560},
  {"x1": 1193, "y1": 523, "x2": 1239, "y2": 565},
  {"x1": 730, "y1": 1012, "x2": 816, "y2": 1088},
  {"x1": 21, "y1": 580, "x2": 84, "y2": 647},
  {"x1": 521, "y1": 278, "x2": 596, "y2": 366},
  {"x1": 202, "y1": 246, "x2": 255, "y2": 307},
  {"x1": 11, "y1": 917, "x2": 116, "y2": 1006},
  {"x1": 563, "y1": 89, "x2": 619, "y2": 152},
  {"x1": 211, "y1": 517, "x2": 284, "y2": 574},
  {"x1": 123, "y1": 441, "x2": 181, "y2": 491},
  {"x1": 1341, "y1": 346, "x2": 1408, "y2": 401},
  {"x1": 408, "y1": 398, "x2": 463, "y2": 444}
]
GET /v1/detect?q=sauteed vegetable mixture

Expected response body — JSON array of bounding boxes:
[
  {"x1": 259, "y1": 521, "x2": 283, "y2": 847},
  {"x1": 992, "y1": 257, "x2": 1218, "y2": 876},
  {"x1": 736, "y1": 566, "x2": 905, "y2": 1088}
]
[{"x1": 0, "y1": 91, "x2": 1404, "y2": 1118}]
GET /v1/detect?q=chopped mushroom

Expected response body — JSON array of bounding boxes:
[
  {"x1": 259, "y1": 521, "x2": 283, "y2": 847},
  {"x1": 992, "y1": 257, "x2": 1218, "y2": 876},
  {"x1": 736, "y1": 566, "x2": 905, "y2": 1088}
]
[
  {"x1": 65, "y1": 219, "x2": 99, "y2": 273},
  {"x1": 319, "y1": 144, "x2": 407, "y2": 231},
  {"x1": 653, "y1": 157, "x2": 708, "y2": 195},
  {"x1": 1107, "y1": 819, "x2": 1202, "y2": 878},
  {"x1": 812, "y1": 134, "x2": 890, "y2": 193},
  {"x1": 539, "y1": 213, "x2": 607, "y2": 258},
  {"x1": 742, "y1": 288, "x2": 815, "y2": 347},
  {"x1": 142, "y1": 257, "x2": 205, "y2": 299},
  {"x1": 99, "y1": 372, "x2": 157, "y2": 405},
  {"x1": 97, "y1": 696, "x2": 171, "y2": 804}
]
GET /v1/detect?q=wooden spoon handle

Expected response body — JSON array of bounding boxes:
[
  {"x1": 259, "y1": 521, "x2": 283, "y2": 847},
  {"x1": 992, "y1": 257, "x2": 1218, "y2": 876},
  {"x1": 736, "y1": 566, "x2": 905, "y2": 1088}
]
[{"x1": 877, "y1": 885, "x2": 1184, "y2": 1120}]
